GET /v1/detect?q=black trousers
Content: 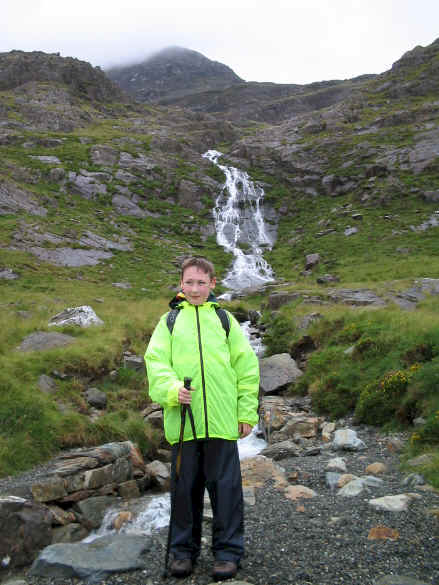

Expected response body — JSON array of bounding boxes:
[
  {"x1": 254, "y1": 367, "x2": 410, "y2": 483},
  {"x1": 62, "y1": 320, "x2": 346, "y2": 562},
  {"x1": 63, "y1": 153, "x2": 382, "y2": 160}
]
[{"x1": 170, "y1": 438, "x2": 244, "y2": 563}]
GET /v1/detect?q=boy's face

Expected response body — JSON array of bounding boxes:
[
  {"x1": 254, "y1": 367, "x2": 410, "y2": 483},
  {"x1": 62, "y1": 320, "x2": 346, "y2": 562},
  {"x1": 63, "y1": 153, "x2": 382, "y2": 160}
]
[{"x1": 181, "y1": 266, "x2": 216, "y2": 305}]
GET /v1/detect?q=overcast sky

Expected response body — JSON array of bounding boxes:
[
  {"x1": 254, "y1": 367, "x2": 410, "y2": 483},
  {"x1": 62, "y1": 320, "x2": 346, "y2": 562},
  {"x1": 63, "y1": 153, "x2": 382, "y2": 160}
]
[{"x1": 2, "y1": 0, "x2": 438, "y2": 84}]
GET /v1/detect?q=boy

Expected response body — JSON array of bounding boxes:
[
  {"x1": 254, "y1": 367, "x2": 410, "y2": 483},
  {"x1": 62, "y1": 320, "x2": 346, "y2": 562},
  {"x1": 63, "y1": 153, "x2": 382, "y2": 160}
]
[{"x1": 144, "y1": 257, "x2": 259, "y2": 580}]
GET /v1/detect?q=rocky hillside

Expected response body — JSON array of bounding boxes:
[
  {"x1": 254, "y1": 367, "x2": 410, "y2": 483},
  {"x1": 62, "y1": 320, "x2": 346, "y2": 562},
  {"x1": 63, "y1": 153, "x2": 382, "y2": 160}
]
[
  {"x1": 1, "y1": 38, "x2": 439, "y2": 484},
  {"x1": 106, "y1": 46, "x2": 375, "y2": 125},
  {"x1": 106, "y1": 46, "x2": 243, "y2": 103}
]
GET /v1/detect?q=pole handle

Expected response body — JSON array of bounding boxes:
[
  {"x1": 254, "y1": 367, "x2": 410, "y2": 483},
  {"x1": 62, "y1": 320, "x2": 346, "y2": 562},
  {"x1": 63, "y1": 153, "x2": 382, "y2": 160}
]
[{"x1": 184, "y1": 377, "x2": 192, "y2": 390}]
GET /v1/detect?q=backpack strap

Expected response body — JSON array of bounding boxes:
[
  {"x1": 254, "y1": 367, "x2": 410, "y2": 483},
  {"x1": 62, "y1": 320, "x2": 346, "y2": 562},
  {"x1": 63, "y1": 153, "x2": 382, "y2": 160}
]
[
  {"x1": 215, "y1": 307, "x2": 230, "y2": 338},
  {"x1": 166, "y1": 306, "x2": 230, "y2": 338},
  {"x1": 166, "y1": 308, "x2": 181, "y2": 334}
]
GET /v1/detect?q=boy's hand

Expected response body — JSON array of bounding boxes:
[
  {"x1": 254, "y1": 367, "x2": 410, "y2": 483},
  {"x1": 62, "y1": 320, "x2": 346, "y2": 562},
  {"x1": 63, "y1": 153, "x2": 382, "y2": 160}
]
[
  {"x1": 238, "y1": 423, "x2": 252, "y2": 438},
  {"x1": 178, "y1": 386, "x2": 193, "y2": 404}
]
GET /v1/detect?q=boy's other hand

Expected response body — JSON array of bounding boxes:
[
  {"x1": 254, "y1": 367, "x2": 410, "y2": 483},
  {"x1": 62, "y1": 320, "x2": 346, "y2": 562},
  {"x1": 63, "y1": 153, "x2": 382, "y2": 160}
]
[
  {"x1": 178, "y1": 387, "x2": 193, "y2": 404},
  {"x1": 238, "y1": 423, "x2": 252, "y2": 438}
]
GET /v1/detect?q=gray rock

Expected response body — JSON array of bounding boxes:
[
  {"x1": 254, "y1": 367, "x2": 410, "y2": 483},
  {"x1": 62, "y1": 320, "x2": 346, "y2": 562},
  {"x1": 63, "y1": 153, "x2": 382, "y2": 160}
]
[
  {"x1": 337, "y1": 478, "x2": 365, "y2": 497},
  {"x1": 368, "y1": 494, "x2": 414, "y2": 512},
  {"x1": 325, "y1": 472, "x2": 341, "y2": 491},
  {"x1": 344, "y1": 226, "x2": 358, "y2": 236},
  {"x1": 112, "y1": 194, "x2": 146, "y2": 218},
  {"x1": 112, "y1": 281, "x2": 132, "y2": 289},
  {"x1": 78, "y1": 230, "x2": 132, "y2": 251},
  {"x1": 119, "y1": 152, "x2": 155, "y2": 172},
  {"x1": 328, "y1": 289, "x2": 386, "y2": 306},
  {"x1": 305, "y1": 253, "x2": 320, "y2": 270},
  {"x1": 91, "y1": 145, "x2": 119, "y2": 166},
  {"x1": 17, "y1": 331, "x2": 76, "y2": 352},
  {"x1": 68, "y1": 171, "x2": 107, "y2": 200},
  {"x1": 0, "y1": 268, "x2": 19, "y2": 279},
  {"x1": 0, "y1": 179, "x2": 47, "y2": 217},
  {"x1": 52, "y1": 523, "x2": 89, "y2": 544},
  {"x1": 259, "y1": 353, "x2": 303, "y2": 394},
  {"x1": 29, "y1": 534, "x2": 150, "y2": 579},
  {"x1": 267, "y1": 292, "x2": 301, "y2": 310},
  {"x1": 332, "y1": 429, "x2": 367, "y2": 451},
  {"x1": 85, "y1": 388, "x2": 107, "y2": 409},
  {"x1": 38, "y1": 374, "x2": 57, "y2": 394},
  {"x1": 30, "y1": 155, "x2": 61, "y2": 164},
  {"x1": 28, "y1": 246, "x2": 113, "y2": 266},
  {"x1": 326, "y1": 457, "x2": 347, "y2": 472},
  {"x1": 48, "y1": 305, "x2": 104, "y2": 328},
  {"x1": 74, "y1": 496, "x2": 117, "y2": 529},
  {"x1": 261, "y1": 440, "x2": 301, "y2": 460},
  {"x1": 402, "y1": 473, "x2": 425, "y2": 487},
  {"x1": 123, "y1": 355, "x2": 145, "y2": 371}
]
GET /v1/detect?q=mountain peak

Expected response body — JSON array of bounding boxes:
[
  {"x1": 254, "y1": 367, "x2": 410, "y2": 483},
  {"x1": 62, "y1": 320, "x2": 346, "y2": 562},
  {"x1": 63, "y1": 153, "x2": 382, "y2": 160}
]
[{"x1": 106, "y1": 46, "x2": 243, "y2": 103}]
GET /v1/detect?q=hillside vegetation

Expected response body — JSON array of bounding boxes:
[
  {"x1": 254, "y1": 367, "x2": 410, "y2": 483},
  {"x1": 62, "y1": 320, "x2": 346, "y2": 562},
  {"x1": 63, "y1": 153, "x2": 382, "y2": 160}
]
[{"x1": 1, "y1": 41, "x2": 439, "y2": 485}]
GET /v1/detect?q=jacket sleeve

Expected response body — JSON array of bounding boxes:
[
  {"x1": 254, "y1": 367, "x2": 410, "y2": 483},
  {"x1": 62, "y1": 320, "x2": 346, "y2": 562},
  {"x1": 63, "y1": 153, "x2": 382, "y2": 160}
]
[
  {"x1": 227, "y1": 313, "x2": 260, "y2": 427},
  {"x1": 144, "y1": 314, "x2": 182, "y2": 408}
]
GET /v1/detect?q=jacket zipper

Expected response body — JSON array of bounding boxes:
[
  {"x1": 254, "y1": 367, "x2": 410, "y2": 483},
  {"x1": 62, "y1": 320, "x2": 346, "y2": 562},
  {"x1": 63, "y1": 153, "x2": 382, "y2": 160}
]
[{"x1": 195, "y1": 306, "x2": 209, "y2": 438}]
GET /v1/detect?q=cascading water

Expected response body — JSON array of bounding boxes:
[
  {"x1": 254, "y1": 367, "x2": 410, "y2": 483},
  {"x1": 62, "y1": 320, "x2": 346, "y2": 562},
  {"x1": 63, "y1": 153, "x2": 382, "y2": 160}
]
[{"x1": 202, "y1": 150, "x2": 275, "y2": 291}]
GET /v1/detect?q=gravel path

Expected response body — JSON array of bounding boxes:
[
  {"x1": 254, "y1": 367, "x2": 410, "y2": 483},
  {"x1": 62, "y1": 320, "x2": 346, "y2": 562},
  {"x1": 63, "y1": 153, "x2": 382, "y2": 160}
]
[{"x1": 2, "y1": 424, "x2": 439, "y2": 585}]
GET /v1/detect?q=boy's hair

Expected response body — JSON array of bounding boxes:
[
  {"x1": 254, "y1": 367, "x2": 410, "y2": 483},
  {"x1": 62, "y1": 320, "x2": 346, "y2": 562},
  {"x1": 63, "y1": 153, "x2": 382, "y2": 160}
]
[{"x1": 181, "y1": 257, "x2": 215, "y2": 281}]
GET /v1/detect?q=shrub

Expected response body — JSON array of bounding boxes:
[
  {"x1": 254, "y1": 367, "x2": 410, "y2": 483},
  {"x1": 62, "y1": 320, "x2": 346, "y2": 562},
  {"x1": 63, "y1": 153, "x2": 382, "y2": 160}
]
[{"x1": 355, "y1": 369, "x2": 410, "y2": 425}]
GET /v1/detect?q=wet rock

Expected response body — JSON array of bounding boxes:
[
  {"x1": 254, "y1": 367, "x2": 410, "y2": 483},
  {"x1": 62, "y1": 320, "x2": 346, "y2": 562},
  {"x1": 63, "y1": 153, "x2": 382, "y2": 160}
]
[
  {"x1": 51, "y1": 523, "x2": 89, "y2": 544},
  {"x1": 48, "y1": 305, "x2": 104, "y2": 327},
  {"x1": 29, "y1": 534, "x2": 150, "y2": 579},
  {"x1": 17, "y1": 331, "x2": 76, "y2": 352},
  {"x1": 145, "y1": 460, "x2": 171, "y2": 491},
  {"x1": 73, "y1": 496, "x2": 117, "y2": 529},
  {"x1": 259, "y1": 353, "x2": 303, "y2": 394},
  {"x1": 0, "y1": 496, "x2": 52, "y2": 568}
]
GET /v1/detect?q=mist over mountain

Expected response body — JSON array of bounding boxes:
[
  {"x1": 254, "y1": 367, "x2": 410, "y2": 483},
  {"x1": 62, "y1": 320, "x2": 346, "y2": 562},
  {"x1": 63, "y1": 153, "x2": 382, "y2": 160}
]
[
  {"x1": 106, "y1": 46, "x2": 243, "y2": 103},
  {"x1": 106, "y1": 46, "x2": 376, "y2": 125}
]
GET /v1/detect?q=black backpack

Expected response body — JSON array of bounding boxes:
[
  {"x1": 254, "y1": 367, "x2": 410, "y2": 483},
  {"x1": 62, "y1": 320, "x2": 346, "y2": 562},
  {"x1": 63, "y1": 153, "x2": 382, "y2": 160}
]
[{"x1": 166, "y1": 306, "x2": 230, "y2": 338}]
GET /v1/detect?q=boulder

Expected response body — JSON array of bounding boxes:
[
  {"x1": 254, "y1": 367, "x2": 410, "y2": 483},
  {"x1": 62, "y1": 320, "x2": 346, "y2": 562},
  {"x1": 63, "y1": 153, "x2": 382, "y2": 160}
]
[
  {"x1": 0, "y1": 268, "x2": 19, "y2": 280},
  {"x1": 305, "y1": 253, "x2": 320, "y2": 270},
  {"x1": 84, "y1": 388, "x2": 107, "y2": 410},
  {"x1": 0, "y1": 496, "x2": 52, "y2": 568},
  {"x1": 73, "y1": 496, "x2": 116, "y2": 529},
  {"x1": 28, "y1": 247, "x2": 113, "y2": 267},
  {"x1": 48, "y1": 305, "x2": 104, "y2": 328},
  {"x1": 259, "y1": 353, "x2": 303, "y2": 394},
  {"x1": 29, "y1": 534, "x2": 150, "y2": 579},
  {"x1": 332, "y1": 429, "x2": 367, "y2": 451},
  {"x1": 145, "y1": 460, "x2": 171, "y2": 491}
]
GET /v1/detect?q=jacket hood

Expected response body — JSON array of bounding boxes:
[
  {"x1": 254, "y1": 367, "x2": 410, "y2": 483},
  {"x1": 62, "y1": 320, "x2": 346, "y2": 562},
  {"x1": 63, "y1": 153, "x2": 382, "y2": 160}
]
[{"x1": 169, "y1": 290, "x2": 219, "y2": 309}]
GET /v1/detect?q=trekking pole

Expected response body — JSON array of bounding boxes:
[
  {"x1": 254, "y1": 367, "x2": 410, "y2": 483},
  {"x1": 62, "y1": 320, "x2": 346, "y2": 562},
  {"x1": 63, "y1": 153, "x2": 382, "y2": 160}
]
[{"x1": 163, "y1": 376, "x2": 193, "y2": 578}]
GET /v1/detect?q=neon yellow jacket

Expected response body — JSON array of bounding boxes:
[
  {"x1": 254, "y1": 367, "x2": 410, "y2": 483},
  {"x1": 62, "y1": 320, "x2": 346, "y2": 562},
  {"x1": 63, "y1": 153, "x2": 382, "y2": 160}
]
[{"x1": 144, "y1": 296, "x2": 259, "y2": 445}]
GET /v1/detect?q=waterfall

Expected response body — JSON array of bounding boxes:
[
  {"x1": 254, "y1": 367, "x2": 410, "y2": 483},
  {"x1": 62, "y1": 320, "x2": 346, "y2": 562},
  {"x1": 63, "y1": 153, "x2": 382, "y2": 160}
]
[{"x1": 203, "y1": 150, "x2": 275, "y2": 291}]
